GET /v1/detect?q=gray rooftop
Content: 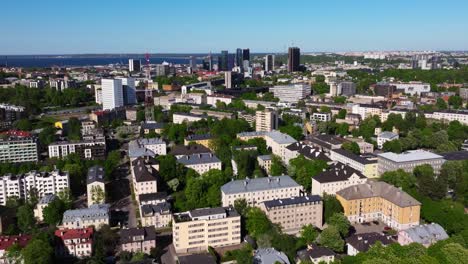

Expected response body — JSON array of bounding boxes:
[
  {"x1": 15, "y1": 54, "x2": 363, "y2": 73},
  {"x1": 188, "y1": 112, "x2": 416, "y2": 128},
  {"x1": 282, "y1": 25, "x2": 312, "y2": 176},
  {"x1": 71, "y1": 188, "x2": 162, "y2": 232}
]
[
  {"x1": 62, "y1": 204, "x2": 110, "y2": 222},
  {"x1": 141, "y1": 202, "x2": 172, "y2": 216},
  {"x1": 177, "y1": 153, "x2": 221, "y2": 165},
  {"x1": 267, "y1": 131, "x2": 297, "y2": 145},
  {"x1": 257, "y1": 155, "x2": 272, "y2": 161},
  {"x1": 401, "y1": 223, "x2": 448, "y2": 244},
  {"x1": 221, "y1": 176, "x2": 301, "y2": 195},
  {"x1": 377, "y1": 150, "x2": 443, "y2": 163},
  {"x1": 253, "y1": 248, "x2": 291, "y2": 264},
  {"x1": 38, "y1": 194, "x2": 57, "y2": 205},
  {"x1": 128, "y1": 138, "x2": 165, "y2": 158},
  {"x1": 336, "y1": 181, "x2": 420, "y2": 207},
  {"x1": 378, "y1": 131, "x2": 399, "y2": 139},
  {"x1": 263, "y1": 195, "x2": 322, "y2": 209},
  {"x1": 87, "y1": 165, "x2": 105, "y2": 184}
]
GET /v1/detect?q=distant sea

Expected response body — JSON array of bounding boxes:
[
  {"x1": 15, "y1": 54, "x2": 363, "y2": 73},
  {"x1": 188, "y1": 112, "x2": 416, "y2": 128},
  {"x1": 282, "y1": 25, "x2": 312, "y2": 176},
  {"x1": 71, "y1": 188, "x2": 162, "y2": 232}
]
[{"x1": 0, "y1": 55, "x2": 206, "y2": 68}]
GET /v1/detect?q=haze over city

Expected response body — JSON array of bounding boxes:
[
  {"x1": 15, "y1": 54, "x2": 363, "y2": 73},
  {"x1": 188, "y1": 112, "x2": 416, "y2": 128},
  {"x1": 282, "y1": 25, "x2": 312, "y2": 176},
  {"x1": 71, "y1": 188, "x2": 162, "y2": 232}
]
[{"x1": 2, "y1": 0, "x2": 468, "y2": 54}]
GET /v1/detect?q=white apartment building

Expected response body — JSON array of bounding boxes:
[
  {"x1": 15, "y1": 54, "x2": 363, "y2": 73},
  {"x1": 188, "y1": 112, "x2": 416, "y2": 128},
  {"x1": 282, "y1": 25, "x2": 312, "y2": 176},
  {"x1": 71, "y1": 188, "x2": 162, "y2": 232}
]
[
  {"x1": 351, "y1": 104, "x2": 384, "y2": 119},
  {"x1": 256, "y1": 109, "x2": 278, "y2": 132},
  {"x1": 0, "y1": 136, "x2": 38, "y2": 163},
  {"x1": 55, "y1": 228, "x2": 94, "y2": 258},
  {"x1": 101, "y1": 78, "x2": 124, "y2": 110},
  {"x1": 131, "y1": 158, "x2": 158, "y2": 200},
  {"x1": 62, "y1": 204, "x2": 110, "y2": 230},
  {"x1": 0, "y1": 170, "x2": 69, "y2": 206},
  {"x1": 427, "y1": 110, "x2": 468, "y2": 125},
  {"x1": 172, "y1": 207, "x2": 241, "y2": 254},
  {"x1": 312, "y1": 112, "x2": 332, "y2": 122},
  {"x1": 48, "y1": 139, "x2": 106, "y2": 160},
  {"x1": 128, "y1": 138, "x2": 167, "y2": 160},
  {"x1": 221, "y1": 176, "x2": 303, "y2": 207},
  {"x1": 390, "y1": 82, "x2": 430, "y2": 96},
  {"x1": 236, "y1": 131, "x2": 297, "y2": 163},
  {"x1": 377, "y1": 131, "x2": 399, "y2": 149},
  {"x1": 173, "y1": 113, "x2": 205, "y2": 124},
  {"x1": 311, "y1": 163, "x2": 367, "y2": 196},
  {"x1": 269, "y1": 84, "x2": 311, "y2": 103},
  {"x1": 377, "y1": 150, "x2": 444, "y2": 175},
  {"x1": 176, "y1": 153, "x2": 222, "y2": 175}
]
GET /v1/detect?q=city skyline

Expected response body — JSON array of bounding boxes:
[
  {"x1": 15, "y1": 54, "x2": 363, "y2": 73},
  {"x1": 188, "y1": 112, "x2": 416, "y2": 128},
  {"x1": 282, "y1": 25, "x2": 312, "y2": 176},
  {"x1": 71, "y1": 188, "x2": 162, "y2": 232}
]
[{"x1": 1, "y1": 0, "x2": 468, "y2": 55}]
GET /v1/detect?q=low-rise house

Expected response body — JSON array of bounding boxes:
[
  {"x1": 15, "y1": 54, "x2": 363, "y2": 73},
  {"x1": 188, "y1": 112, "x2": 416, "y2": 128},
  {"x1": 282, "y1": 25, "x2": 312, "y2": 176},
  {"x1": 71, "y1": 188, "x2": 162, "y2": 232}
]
[
  {"x1": 141, "y1": 122, "x2": 166, "y2": 135},
  {"x1": 260, "y1": 195, "x2": 323, "y2": 234},
  {"x1": 296, "y1": 244, "x2": 336, "y2": 264},
  {"x1": 253, "y1": 248, "x2": 291, "y2": 264},
  {"x1": 311, "y1": 163, "x2": 367, "y2": 196},
  {"x1": 120, "y1": 227, "x2": 157, "y2": 254},
  {"x1": 221, "y1": 175, "x2": 303, "y2": 207},
  {"x1": 398, "y1": 223, "x2": 448, "y2": 247},
  {"x1": 184, "y1": 134, "x2": 214, "y2": 149},
  {"x1": 55, "y1": 228, "x2": 94, "y2": 258},
  {"x1": 169, "y1": 144, "x2": 211, "y2": 159},
  {"x1": 336, "y1": 181, "x2": 420, "y2": 230},
  {"x1": 346, "y1": 232, "x2": 394, "y2": 256},
  {"x1": 62, "y1": 204, "x2": 110, "y2": 230},
  {"x1": 172, "y1": 207, "x2": 241, "y2": 254},
  {"x1": 34, "y1": 194, "x2": 57, "y2": 222},
  {"x1": 86, "y1": 165, "x2": 105, "y2": 206},
  {"x1": 140, "y1": 202, "x2": 172, "y2": 228},
  {"x1": 377, "y1": 131, "x2": 399, "y2": 149},
  {"x1": 176, "y1": 153, "x2": 222, "y2": 175}
]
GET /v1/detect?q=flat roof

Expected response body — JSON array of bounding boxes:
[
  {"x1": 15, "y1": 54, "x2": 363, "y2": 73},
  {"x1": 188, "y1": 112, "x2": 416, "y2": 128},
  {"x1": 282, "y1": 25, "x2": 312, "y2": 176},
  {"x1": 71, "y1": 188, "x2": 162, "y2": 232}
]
[
  {"x1": 263, "y1": 195, "x2": 321, "y2": 209},
  {"x1": 377, "y1": 150, "x2": 443, "y2": 163},
  {"x1": 221, "y1": 176, "x2": 301, "y2": 195}
]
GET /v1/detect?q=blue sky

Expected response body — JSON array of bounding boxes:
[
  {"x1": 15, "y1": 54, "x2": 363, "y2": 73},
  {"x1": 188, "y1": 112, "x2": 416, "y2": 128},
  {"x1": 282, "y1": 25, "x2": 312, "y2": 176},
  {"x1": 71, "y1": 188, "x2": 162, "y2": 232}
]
[{"x1": 1, "y1": 0, "x2": 467, "y2": 54}]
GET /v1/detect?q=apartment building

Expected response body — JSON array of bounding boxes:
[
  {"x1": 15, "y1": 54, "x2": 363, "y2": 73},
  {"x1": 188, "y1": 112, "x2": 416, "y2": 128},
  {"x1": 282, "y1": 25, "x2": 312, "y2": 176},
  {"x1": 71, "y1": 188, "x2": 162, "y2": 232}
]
[
  {"x1": 131, "y1": 158, "x2": 158, "y2": 200},
  {"x1": 34, "y1": 194, "x2": 57, "y2": 222},
  {"x1": 311, "y1": 112, "x2": 332, "y2": 122},
  {"x1": 336, "y1": 181, "x2": 421, "y2": 230},
  {"x1": 284, "y1": 142, "x2": 330, "y2": 165},
  {"x1": 351, "y1": 104, "x2": 384, "y2": 120},
  {"x1": 330, "y1": 149, "x2": 378, "y2": 178},
  {"x1": 170, "y1": 144, "x2": 212, "y2": 158},
  {"x1": 120, "y1": 227, "x2": 156, "y2": 254},
  {"x1": 207, "y1": 94, "x2": 233, "y2": 107},
  {"x1": 101, "y1": 78, "x2": 124, "y2": 110},
  {"x1": 257, "y1": 155, "x2": 272, "y2": 174},
  {"x1": 260, "y1": 195, "x2": 323, "y2": 234},
  {"x1": 55, "y1": 228, "x2": 94, "y2": 258},
  {"x1": 0, "y1": 135, "x2": 38, "y2": 163},
  {"x1": 173, "y1": 113, "x2": 206, "y2": 124},
  {"x1": 427, "y1": 110, "x2": 468, "y2": 125},
  {"x1": 0, "y1": 104, "x2": 25, "y2": 129},
  {"x1": 172, "y1": 207, "x2": 241, "y2": 254},
  {"x1": 0, "y1": 170, "x2": 69, "y2": 206},
  {"x1": 311, "y1": 163, "x2": 367, "y2": 196},
  {"x1": 308, "y1": 135, "x2": 346, "y2": 153},
  {"x1": 390, "y1": 81, "x2": 430, "y2": 96},
  {"x1": 183, "y1": 134, "x2": 214, "y2": 149},
  {"x1": 377, "y1": 131, "x2": 399, "y2": 149},
  {"x1": 346, "y1": 232, "x2": 394, "y2": 256},
  {"x1": 221, "y1": 176, "x2": 303, "y2": 207},
  {"x1": 190, "y1": 109, "x2": 235, "y2": 120},
  {"x1": 128, "y1": 138, "x2": 166, "y2": 160},
  {"x1": 86, "y1": 166, "x2": 105, "y2": 206},
  {"x1": 48, "y1": 139, "x2": 106, "y2": 160},
  {"x1": 377, "y1": 150, "x2": 444, "y2": 175},
  {"x1": 270, "y1": 84, "x2": 311, "y2": 103},
  {"x1": 141, "y1": 202, "x2": 172, "y2": 228},
  {"x1": 176, "y1": 153, "x2": 222, "y2": 175},
  {"x1": 62, "y1": 204, "x2": 110, "y2": 230},
  {"x1": 256, "y1": 109, "x2": 278, "y2": 132},
  {"x1": 237, "y1": 111, "x2": 256, "y2": 127}
]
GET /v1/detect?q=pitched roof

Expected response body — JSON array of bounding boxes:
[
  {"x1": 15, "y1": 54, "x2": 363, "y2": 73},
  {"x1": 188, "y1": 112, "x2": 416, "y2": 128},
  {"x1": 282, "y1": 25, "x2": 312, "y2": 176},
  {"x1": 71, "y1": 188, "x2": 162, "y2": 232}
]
[
  {"x1": 286, "y1": 142, "x2": 330, "y2": 161},
  {"x1": 336, "y1": 181, "x2": 421, "y2": 207},
  {"x1": 296, "y1": 245, "x2": 335, "y2": 261},
  {"x1": 400, "y1": 223, "x2": 448, "y2": 244},
  {"x1": 120, "y1": 227, "x2": 156, "y2": 244},
  {"x1": 346, "y1": 232, "x2": 394, "y2": 252},
  {"x1": 263, "y1": 195, "x2": 322, "y2": 209},
  {"x1": 178, "y1": 253, "x2": 217, "y2": 264},
  {"x1": 176, "y1": 153, "x2": 221, "y2": 166},
  {"x1": 141, "y1": 202, "x2": 172, "y2": 216},
  {"x1": 221, "y1": 176, "x2": 301, "y2": 195},
  {"x1": 63, "y1": 204, "x2": 110, "y2": 222},
  {"x1": 55, "y1": 228, "x2": 94, "y2": 240},
  {"x1": 138, "y1": 192, "x2": 167, "y2": 203},
  {"x1": 254, "y1": 248, "x2": 291, "y2": 264},
  {"x1": 87, "y1": 165, "x2": 105, "y2": 184},
  {"x1": 132, "y1": 158, "x2": 159, "y2": 182},
  {"x1": 313, "y1": 163, "x2": 366, "y2": 183},
  {"x1": 0, "y1": 235, "x2": 32, "y2": 250},
  {"x1": 169, "y1": 144, "x2": 211, "y2": 156}
]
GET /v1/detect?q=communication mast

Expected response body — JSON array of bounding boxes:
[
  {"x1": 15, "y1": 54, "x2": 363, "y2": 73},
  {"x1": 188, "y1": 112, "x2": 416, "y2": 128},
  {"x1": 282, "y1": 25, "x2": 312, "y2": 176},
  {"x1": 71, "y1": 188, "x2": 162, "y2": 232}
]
[{"x1": 144, "y1": 52, "x2": 154, "y2": 121}]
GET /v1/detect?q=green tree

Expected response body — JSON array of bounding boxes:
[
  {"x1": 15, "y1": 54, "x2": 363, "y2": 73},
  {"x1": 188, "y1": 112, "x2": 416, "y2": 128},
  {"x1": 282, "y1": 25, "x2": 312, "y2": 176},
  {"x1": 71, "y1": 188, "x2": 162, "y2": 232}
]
[
  {"x1": 436, "y1": 98, "x2": 448, "y2": 110},
  {"x1": 341, "y1": 142, "x2": 360, "y2": 155},
  {"x1": 300, "y1": 224, "x2": 319, "y2": 245},
  {"x1": 21, "y1": 239, "x2": 53, "y2": 264},
  {"x1": 318, "y1": 225, "x2": 344, "y2": 252},
  {"x1": 91, "y1": 185, "x2": 105, "y2": 204},
  {"x1": 288, "y1": 155, "x2": 328, "y2": 190},
  {"x1": 279, "y1": 125, "x2": 303, "y2": 140},
  {"x1": 17, "y1": 204, "x2": 35, "y2": 233},
  {"x1": 270, "y1": 155, "x2": 286, "y2": 176},
  {"x1": 380, "y1": 169, "x2": 416, "y2": 192},
  {"x1": 13, "y1": 119, "x2": 33, "y2": 131},
  {"x1": 448, "y1": 95, "x2": 463, "y2": 109},
  {"x1": 414, "y1": 165, "x2": 447, "y2": 200},
  {"x1": 5, "y1": 243, "x2": 22, "y2": 264},
  {"x1": 234, "y1": 198, "x2": 248, "y2": 217},
  {"x1": 326, "y1": 213, "x2": 351, "y2": 236},
  {"x1": 440, "y1": 243, "x2": 468, "y2": 264},
  {"x1": 42, "y1": 198, "x2": 67, "y2": 226},
  {"x1": 382, "y1": 139, "x2": 403, "y2": 153},
  {"x1": 131, "y1": 252, "x2": 147, "y2": 262},
  {"x1": 246, "y1": 207, "x2": 273, "y2": 238},
  {"x1": 323, "y1": 194, "x2": 344, "y2": 222},
  {"x1": 67, "y1": 117, "x2": 82, "y2": 140},
  {"x1": 336, "y1": 123, "x2": 349, "y2": 136},
  {"x1": 337, "y1": 109, "x2": 347, "y2": 119}
]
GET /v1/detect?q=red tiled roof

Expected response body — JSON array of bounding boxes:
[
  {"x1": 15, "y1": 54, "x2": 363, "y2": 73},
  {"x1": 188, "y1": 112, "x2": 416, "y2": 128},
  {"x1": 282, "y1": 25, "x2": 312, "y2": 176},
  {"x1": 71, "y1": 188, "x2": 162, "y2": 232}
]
[
  {"x1": 55, "y1": 228, "x2": 94, "y2": 240},
  {"x1": 0, "y1": 130, "x2": 32, "y2": 137},
  {"x1": 0, "y1": 235, "x2": 32, "y2": 250}
]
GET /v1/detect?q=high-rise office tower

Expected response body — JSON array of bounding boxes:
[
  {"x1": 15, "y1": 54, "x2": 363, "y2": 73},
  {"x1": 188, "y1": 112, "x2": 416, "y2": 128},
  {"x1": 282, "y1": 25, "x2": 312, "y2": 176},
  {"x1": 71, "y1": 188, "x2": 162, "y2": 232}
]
[
  {"x1": 128, "y1": 59, "x2": 141, "y2": 72},
  {"x1": 227, "y1": 54, "x2": 235, "y2": 71},
  {"x1": 265, "y1": 55, "x2": 275, "y2": 72},
  {"x1": 189, "y1": 56, "x2": 197, "y2": 70},
  {"x1": 203, "y1": 54, "x2": 213, "y2": 71},
  {"x1": 117, "y1": 77, "x2": 137, "y2": 105},
  {"x1": 218, "y1": 50, "x2": 229, "y2": 71},
  {"x1": 242, "y1": 49, "x2": 250, "y2": 62},
  {"x1": 288, "y1": 47, "x2": 300, "y2": 72},
  {"x1": 101, "y1": 79, "x2": 124, "y2": 110},
  {"x1": 225, "y1": 71, "x2": 232, "y2": 89},
  {"x1": 236, "y1": 48, "x2": 243, "y2": 69}
]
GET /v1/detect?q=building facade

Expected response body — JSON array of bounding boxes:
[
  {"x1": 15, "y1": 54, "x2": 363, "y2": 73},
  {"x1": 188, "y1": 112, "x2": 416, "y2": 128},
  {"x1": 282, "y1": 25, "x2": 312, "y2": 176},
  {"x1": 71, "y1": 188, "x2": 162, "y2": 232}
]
[
  {"x1": 270, "y1": 84, "x2": 311, "y2": 103},
  {"x1": 311, "y1": 163, "x2": 367, "y2": 196},
  {"x1": 48, "y1": 140, "x2": 106, "y2": 160},
  {"x1": 101, "y1": 78, "x2": 124, "y2": 110},
  {"x1": 176, "y1": 153, "x2": 222, "y2": 175},
  {"x1": 0, "y1": 136, "x2": 38, "y2": 163},
  {"x1": 120, "y1": 227, "x2": 156, "y2": 254},
  {"x1": 55, "y1": 228, "x2": 94, "y2": 258},
  {"x1": 256, "y1": 109, "x2": 278, "y2": 132},
  {"x1": 62, "y1": 204, "x2": 110, "y2": 230},
  {"x1": 377, "y1": 150, "x2": 444, "y2": 175}
]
